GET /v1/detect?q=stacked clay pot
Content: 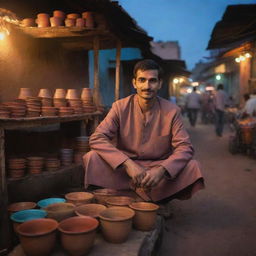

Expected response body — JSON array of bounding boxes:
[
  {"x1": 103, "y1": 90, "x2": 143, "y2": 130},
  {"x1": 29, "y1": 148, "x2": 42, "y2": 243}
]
[
  {"x1": 68, "y1": 99, "x2": 83, "y2": 114},
  {"x1": 18, "y1": 88, "x2": 33, "y2": 100},
  {"x1": 8, "y1": 158, "x2": 26, "y2": 178},
  {"x1": 4, "y1": 100, "x2": 26, "y2": 118},
  {"x1": 27, "y1": 157, "x2": 45, "y2": 174},
  {"x1": 22, "y1": 18, "x2": 36, "y2": 27},
  {"x1": 106, "y1": 196, "x2": 134, "y2": 208},
  {"x1": 45, "y1": 157, "x2": 60, "y2": 171},
  {"x1": 53, "y1": 89, "x2": 67, "y2": 108},
  {"x1": 59, "y1": 107, "x2": 74, "y2": 116},
  {"x1": 92, "y1": 189, "x2": 119, "y2": 205},
  {"x1": 45, "y1": 202, "x2": 75, "y2": 222},
  {"x1": 0, "y1": 105, "x2": 11, "y2": 118},
  {"x1": 74, "y1": 136, "x2": 90, "y2": 164},
  {"x1": 53, "y1": 10, "x2": 66, "y2": 21},
  {"x1": 81, "y1": 88, "x2": 97, "y2": 113},
  {"x1": 82, "y1": 12, "x2": 95, "y2": 28},
  {"x1": 75, "y1": 203, "x2": 106, "y2": 219},
  {"x1": 36, "y1": 13, "x2": 50, "y2": 28},
  {"x1": 60, "y1": 148, "x2": 73, "y2": 166},
  {"x1": 38, "y1": 88, "x2": 53, "y2": 107},
  {"x1": 25, "y1": 97, "x2": 41, "y2": 117},
  {"x1": 65, "y1": 192, "x2": 94, "y2": 206}
]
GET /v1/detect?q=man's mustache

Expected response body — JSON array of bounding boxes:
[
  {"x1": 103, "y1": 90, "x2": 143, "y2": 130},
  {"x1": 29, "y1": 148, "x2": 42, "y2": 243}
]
[{"x1": 141, "y1": 89, "x2": 154, "y2": 92}]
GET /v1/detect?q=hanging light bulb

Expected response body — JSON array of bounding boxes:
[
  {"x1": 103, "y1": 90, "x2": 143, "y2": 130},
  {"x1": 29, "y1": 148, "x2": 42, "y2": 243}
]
[
  {"x1": 173, "y1": 78, "x2": 179, "y2": 84},
  {"x1": 235, "y1": 57, "x2": 241, "y2": 63},
  {"x1": 239, "y1": 55, "x2": 245, "y2": 61},
  {"x1": 245, "y1": 52, "x2": 252, "y2": 58}
]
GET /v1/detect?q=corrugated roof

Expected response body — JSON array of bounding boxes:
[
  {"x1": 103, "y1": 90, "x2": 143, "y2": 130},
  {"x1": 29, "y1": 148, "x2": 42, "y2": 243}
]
[{"x1": 207, "y1": 4, "x2": 256, "y2": 50}]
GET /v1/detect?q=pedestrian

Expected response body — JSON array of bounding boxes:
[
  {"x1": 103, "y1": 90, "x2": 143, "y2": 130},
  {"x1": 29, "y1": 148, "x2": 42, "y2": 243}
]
[
  {"x1": 242, "y1": 90, "x2": 256, "y2": 117},
  {"x1": 83, "y1": 59, "x2": 204, "y2": 209},
  {"x1": 185, "y1": 87, "x2": 201, "y2": 126},
  {"x1": 213, "y1": 84, "x2": 228, "y2": 137}
]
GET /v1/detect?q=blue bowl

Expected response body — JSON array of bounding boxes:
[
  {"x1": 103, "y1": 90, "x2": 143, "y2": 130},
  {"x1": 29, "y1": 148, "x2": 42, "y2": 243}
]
[
  {"x1": 37, "y1": 198, "x2": 66, "y2": 208},
  {"x1": 10, "y1": 209, "x2": 47, "y2": 223}
]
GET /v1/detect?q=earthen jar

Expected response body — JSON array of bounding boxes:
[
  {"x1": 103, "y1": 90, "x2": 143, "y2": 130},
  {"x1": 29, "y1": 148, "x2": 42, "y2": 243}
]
[
  {"x1": 37, "y1": 13, "x2": 50, "y2": 20},
  {"x1": 50, "y1": 16, "x2": 63, "y2": 27},
  {"x1": 106, "y1": 196, "x2": 134, "y2": 208},
  {"x1": 66, "y1": 89, "x2": 80, "y2": 100},
  {"x1": 92, "y1": 188, "x2": 119, "y2": 205},
  {"x1": 45, "y1": 203, "x2": 75, "y2": 222},
  {"x1": 37, "y1": 19, "x2": 50, "y2": 28},
  {"x1": 75, "y1": 203, "x2": 106, "y2": 219},
  {"x1": 81, "y1": 88, "x2": 93, "y2": 99},
  {"x1": 99, "y1": 206, "x2": 135, "y2": 243},
  {"x1": 82, "y1": 12, "x2": 94, "y2": 28},
  {"x1": 65, "y1": 192, "x2": 94, "y2": 206},
  {"x1": 18, "y1": 88, "x2": 33, "y2": 99},
  {"x1": 54, "y1": 88, "x2": 66, "y2": 99},
  {"x1": 22, "y1": 18, "x2": 35, "y2": 27},
  {"x1": 8, "y1": 202, "x2": 36, "y2": 214},
  {"x1": 129, "y1": 202, "x2": 159, "y2": 231},
  {"x1": 17, "y1": 218, "x2": 58, "y2": 256},
  {"x1": 38, "y1": 88, "x2": 52, "y2": 98},
  {"x1": 58, "y1": 216, "x2": 99, "y2": 256},
  {"x1": 76, "y1": 18, "x2": 85, "y2": 27},
  {"x1": 67, "y1": 13, "x2": 80, "y2": 19},
  {"x1": 65, "y1": 18, "x2": 76, "y2": 27},
  {"x1": 53, "y1": 10, "x2": 66, "y2": 20}
]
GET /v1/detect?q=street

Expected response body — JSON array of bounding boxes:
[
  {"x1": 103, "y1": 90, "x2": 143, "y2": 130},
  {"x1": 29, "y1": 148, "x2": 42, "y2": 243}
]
[{"x1": 159, "y1": 119, "x2": 256, "y2": 256}]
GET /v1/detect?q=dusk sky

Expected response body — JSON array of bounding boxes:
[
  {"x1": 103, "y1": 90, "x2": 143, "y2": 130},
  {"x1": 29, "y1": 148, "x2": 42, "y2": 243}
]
[{"x1": 118, "y1": 0, "x2": 256, "y2": 70}]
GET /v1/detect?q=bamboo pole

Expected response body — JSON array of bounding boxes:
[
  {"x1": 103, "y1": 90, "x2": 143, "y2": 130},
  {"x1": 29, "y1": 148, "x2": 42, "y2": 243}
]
[{"x1": 115, "y1": 40, "x2": 122, "y2": 101}]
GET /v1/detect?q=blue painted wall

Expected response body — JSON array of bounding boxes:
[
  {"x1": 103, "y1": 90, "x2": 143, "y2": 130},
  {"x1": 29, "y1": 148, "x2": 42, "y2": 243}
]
[{"x1": 88, "y1": 48, "x2": 142, "y2": 107}]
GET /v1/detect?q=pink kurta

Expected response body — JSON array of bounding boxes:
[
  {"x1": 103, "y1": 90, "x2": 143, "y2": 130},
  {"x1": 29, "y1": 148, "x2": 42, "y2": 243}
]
[{"x1": 83, "y1": 94, "x2": 204, "y2": 201}]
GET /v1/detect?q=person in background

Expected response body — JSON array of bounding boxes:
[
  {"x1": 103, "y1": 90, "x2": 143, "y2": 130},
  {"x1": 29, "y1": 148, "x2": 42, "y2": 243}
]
[
  {"x1": 243, "y1": 90, "x2": 256, "y2": 117},
  {"x1": 185, "y1": 87, "x2": 201, "y2": 127},
  {"x1": 213, "y1": 84, "x2": 228, "y2": 137},
  {"x1": 201, "y1": 91, "x2": 211, "y2": 124}
]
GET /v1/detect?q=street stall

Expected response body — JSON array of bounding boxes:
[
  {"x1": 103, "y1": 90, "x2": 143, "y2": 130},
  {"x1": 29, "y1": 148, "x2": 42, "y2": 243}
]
[{"x1": 0, "y1": 1, "x2": 158, "y2": 254}]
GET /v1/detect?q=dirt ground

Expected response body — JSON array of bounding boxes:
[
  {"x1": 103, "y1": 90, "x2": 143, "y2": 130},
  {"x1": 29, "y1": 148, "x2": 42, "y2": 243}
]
[{"x1": 159, "y1": 119, "x2": 256, "y2": 256}]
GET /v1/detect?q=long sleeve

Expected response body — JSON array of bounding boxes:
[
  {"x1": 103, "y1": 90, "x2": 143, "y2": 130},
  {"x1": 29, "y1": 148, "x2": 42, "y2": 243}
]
[
  {"x1": 89, "y1": 102, "x2": 129, "y2": 170},
  {"x1": 160, "y1": 109, "x2": 194, "y2": 179}
]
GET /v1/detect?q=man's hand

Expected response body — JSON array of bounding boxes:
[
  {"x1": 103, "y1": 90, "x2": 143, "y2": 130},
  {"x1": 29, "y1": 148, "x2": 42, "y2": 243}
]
[
  {"x1": 122, "y1": 159, "x2": 146, "y2": 186},
  {"x1": 140, "y1": 166, "x2": 166, "y2": 188}
]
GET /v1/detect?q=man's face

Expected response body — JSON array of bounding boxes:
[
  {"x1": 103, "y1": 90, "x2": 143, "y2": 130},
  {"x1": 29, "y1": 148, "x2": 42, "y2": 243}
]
[{"x1": 132, "y1": 69, "x2": 162, "y2": 100}]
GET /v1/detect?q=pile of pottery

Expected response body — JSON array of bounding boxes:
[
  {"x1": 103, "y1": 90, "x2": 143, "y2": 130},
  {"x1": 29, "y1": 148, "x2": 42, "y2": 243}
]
[
  {"x1": 25, "y1": 97, "x2": 42, "y2": 117},
  {"x1": 81, "y1": 88, "x2": 97, "y2": 113},
  {"x1": 27, "y1": 157, "x2": 45, "y2": 175},
  {"x1": 45, "y1": 157, "x2": 61, "y2": 172},
  {"x1": 74, "y1": 136, "x2": 90, "y2": 164},
  {"x1": 3, "y1": 100, "x2": 26, "y2": 118},
  {"x1": 60, "y1": 148, "x2": 73, "y2": 166},
  {"x1": 0, "y1": 105, "x2": 11, "y2": 118},
  {"x1": 21, "y1": 10, "x2": 95, "y2": 29},
  {"x1": 8, "y1": 158, "x2": 27, "y2": 178},
  {"x1": 41, "y1": 106, "x2": 58, "y2": 117},
  {"x1": 38, "y1": 88, "x2": 53, "y2": 107},
  {"x1": 66, "y1": 89, "x2": 83, "y2": 114},
  {"x1": 53, "y1": 89, "x2": 68, "y2": 107},
  {"x1": 8, "y1": 190, "x2": 160, "y2": 256}
]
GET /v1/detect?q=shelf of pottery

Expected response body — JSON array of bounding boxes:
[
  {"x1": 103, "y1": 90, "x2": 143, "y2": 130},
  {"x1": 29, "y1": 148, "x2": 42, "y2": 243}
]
[
  {"x1": 7, "y1": 135, "x2": 90, "y2": 180},
  {"x1": 0, "y1": 87, "x2": 103, "y2": 119}
]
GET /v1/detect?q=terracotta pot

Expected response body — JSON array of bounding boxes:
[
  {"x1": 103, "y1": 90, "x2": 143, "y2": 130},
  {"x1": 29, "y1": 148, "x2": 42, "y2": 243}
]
[
  {"x1": 38, "y1": 88, "x2": 52, "y2": 98},
  {"x1": 99, "y1": 206, "x2": 134, "y2": 243},
  {"x1": 54, "y1": 89, "x2": 66, "y2": 99},
  {"x1": 17, "y1": 218, "x2": 58, "y2": 256},
  {"x1": 241, "y1": 127, "x2": 253, "y2": 144},
  {"x1": 81, "y1": 88, "x2": 93, "y2": 99},
  {"x1": 58, "y1": 216, "x2": 99, "y2": 256},
  {"x1": 53, "y1": 10, "x2": 66, "y2": 20},
  {"x1": 37, "y1": 16, "x2": 50, "y2": 28},
  {"x1": 50, "y1": 16, "x2": 63, "y2": 27},
  {"x1": 65, "y1": 18, "x2": 76, "y2": 27},
  {"x1": 22, "y1": 18, "x2": 36, "y2": 27},
  {"x1": 65, "y1": 192, "x2": 94, "y2": 206},
  {"x1": 129, "y1": 202, "x2": 159, "y2": 231},
  {"x1": 106, "y1": 196, "x2": 134, "y2": 208},
  {"x1": 82, "y1": 12, "x2": 94, "y2": 28},
  {"x1": 8, "y1": 202, "x2": 36, "y2": 214},
  {"x1": 76, "y1": 18, "x2": 85, "y2": 27},
  {"x1": 67, "y1": 13, "x2": 80, "y2": 19},
  {"x1": 45, "y1": 203, "x2": 75, "y2": 222},
  {"x1": 75, "y1": 203, "x2": 106, "y2": 219},
  {"x1": 66, "y1": 89, "x2": 80, "y2": 100},
  {"x1": 37, "y1": 13, "x2": 50, "y2": 20},
  {"x1": 92, "y1": 189, "x2": 119, "y2": 205},
  {"x1": 18, "y1": 88, "x2": 33, "y2": 99}
]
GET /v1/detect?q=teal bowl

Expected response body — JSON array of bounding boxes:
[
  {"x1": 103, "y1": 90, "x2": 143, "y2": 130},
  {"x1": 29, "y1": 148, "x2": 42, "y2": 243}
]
[
  {"x1": 37, "y1": 198, "x2": 66, "y2": 208},
  {"x1": 10, "y1": 209, "x2": 47, "y2": 223}
]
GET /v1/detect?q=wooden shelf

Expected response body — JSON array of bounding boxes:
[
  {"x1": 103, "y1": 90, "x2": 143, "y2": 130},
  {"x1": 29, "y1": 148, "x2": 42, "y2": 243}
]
[{"x1": 0, "y1": 112, "x2": 102, "y2": 129}]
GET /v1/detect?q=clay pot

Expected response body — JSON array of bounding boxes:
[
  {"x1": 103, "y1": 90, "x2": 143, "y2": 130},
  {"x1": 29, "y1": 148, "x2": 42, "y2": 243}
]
[
  {"x1": 45, "y1": 203, "x2": 75, "y2": 222},
  {"x1": 17, "y1": 218, "x2": 58, "y2": 256},
  {"x1": 53, "y1": 10, "x2": 66, "y2": 20},
  {"x1": 75, "y1": 203, "x2": 106, "y2": 219},
  {"x1": 99, "y1": 206, "x2": 135, "y2": 243},
  {"x1": 82, "y1": 12, "x2": 94, "y2": 28},
  {"x1": 106, "y1": 196, "x2": 134, "y2": 208},
  {"x1": 54, "y1": 89, "x2": 66, "y2": 99},
  {"x1": 66, "y1": 89, "x2": 80, "y2": 100},
  {"x1": 65, "y1": 192, "x2": 94, "y2": 206},
  {"x1": 129, "y1": 202, "x2": 159, "y2": 231},
  {"x1": 36, "y1": 15, "x2": 50, "y2": 28},
  {"x1": 81, "y1": 88, "x2": 93, "y2": 99},
  {"x1": 8, "y1": 202, "x2": 36, "y2": 214},
  {"x1": 92, "y1": 189, "x2": 119, "y2": 205},
  {"x1": 38, "y1": 88, "x2": 52, "y2": 98},
  {"x1": 65, "y1": 18, "x2": 76, "y2": 27},
  {"x1": 58, "y1": 216, "x2": 99, "y2": 256},
  {"x1": 37, "y1": 198, "x2": 66, "y2": 208},
  {"x1": 76, "y1": 18, "x2": 85, "y2": 27},
  {"x1": 67, "y1": 13, "x2": 80, "y2": 19},
  {"x1": 18, "y1": 88, "x2": 33, "y2": 99},
  {"x1": 37, "y1": 13, "x2": 50, "y2": 20},
  {"x1": 241, "y1": 127, "x2": 253, "y2": 144},
  {"x1": 22, "y1": 18, "x2": 35, "y2": 27},
  {"x1": 50, "y1": 16, "x2": 63, "y2": 27}
]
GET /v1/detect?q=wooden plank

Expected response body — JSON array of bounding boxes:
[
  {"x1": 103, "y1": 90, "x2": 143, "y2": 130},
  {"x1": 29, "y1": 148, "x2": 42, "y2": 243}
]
[{"x1": 115, "y1": 40, "x2": 122, "y2": 101}]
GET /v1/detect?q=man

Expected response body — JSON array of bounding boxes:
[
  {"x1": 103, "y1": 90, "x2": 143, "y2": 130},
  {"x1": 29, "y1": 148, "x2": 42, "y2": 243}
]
[
  {"x1": 83, "y1": 59, "x2": 204, "y2": 203},
  {"x1": 243, "y1": 90, "x2": 256, "y2": 117},
  {"x1": 214, "y1": 84, "x2": 228, "y2": 137},
  {"x1": 185, "y1": 87, "x2": 201, "y2": 127}
]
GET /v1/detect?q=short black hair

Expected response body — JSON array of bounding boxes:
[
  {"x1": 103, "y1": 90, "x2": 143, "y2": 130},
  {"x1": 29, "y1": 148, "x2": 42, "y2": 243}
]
[
  {"x1": 217, "y1": 84, "x2": 224, "y2": 90},
  {"x1": 133, "y1": 59, "x2": 163, "y2": 79}
]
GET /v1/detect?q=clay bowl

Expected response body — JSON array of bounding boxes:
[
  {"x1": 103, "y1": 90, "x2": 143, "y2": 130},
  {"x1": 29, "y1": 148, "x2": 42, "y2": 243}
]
[
  {"x1": 38, "y1": 88, "x2": 52, "y2": 98},
  {"x1": 106, "y1": 196, "x2": 134, "y2": 208},
  {"x1": 92, "y1": 188, "x2": 119, "y2": 205},
  {"x1": 37, "y1": 198, "x2": 66, "y2": 208},
  {"x1": 75, "y1": 203, "x2": 106, "y2": 219},
  {"x1": 66, "y1": 89, "x2": 80, "y2": 100},
  {"x1": 58, "y1": 216, "x2": 99, "y2": 256},
  {"x1": 99, "y1": 206, "x2": 135, "y2": 243},
  {"x1": 65, "y1": 192, "x2": 94, "y2": 206},
  {"x1": 17, "y1": 218, "x2": 58, "y2": 256},
  {"x1": 45, "y1": 202, "x2": 75, "y2": 222},
  {"x1": 129, "y1": 202, "x2": 159, "y2": 231},
  {"x1": 18, "y1": 88, "x2": 33, "y2": 99},
  {"x1": 8, "y1": 202, "x2": 36, "y2": 214},
  {"x1": 54, "y1": 89, "x2": 66, "y2": 99}
]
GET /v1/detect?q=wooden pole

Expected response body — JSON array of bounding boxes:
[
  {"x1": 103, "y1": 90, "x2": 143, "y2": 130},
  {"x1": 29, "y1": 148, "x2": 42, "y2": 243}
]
[
  {"x1": 115, "y1": 40, "x2": 122, "y2": 101},
  {"x1": 93, "y1": 36, "x2": 101, "y2": 107}
]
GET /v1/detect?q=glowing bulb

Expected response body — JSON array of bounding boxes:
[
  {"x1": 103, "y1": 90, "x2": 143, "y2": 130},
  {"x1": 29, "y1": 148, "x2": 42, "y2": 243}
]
[
  {"x1": 245, "y1": 53, "x2": 252, "y2": 58},
  {"x1": 0, "y1": 32, "x2": 5, "y2": 40},
  {"x1": 179, "y1": 78, "x2": 184, "y2": 83},
  {"x1": 235, "y1": 57, "x2": 241, "y2": 63},
  {"x1": 216, "y1": 74, "x2": 221, "y2": 81},
  {"x1": 240, "y1": 55, "x2": 245, "y2": 61},
  {"x1": 173, "y1": 78, "x2": 179, "y2": 84}
]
